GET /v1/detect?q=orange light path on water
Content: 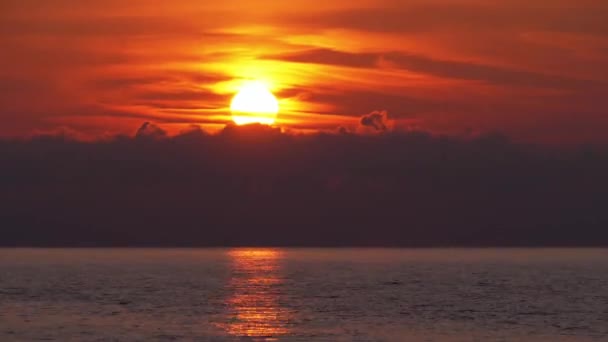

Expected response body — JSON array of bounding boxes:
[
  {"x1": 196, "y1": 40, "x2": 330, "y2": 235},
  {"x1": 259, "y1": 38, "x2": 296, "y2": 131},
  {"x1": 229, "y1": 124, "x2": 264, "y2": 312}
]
[{"x1": 216, "y1": 249, "x2": 292, "y2": 339}]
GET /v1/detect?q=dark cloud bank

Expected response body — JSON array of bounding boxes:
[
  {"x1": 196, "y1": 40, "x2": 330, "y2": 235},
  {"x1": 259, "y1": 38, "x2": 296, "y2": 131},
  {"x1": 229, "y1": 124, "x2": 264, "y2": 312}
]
[{"x1": 1, "y1": 123, "x2": 607, "y2": 247}]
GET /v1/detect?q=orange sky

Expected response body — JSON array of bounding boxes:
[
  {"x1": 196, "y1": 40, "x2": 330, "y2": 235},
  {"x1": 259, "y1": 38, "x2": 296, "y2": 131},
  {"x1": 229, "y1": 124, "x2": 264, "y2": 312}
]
[{"x1": 1, "y1": 0, "x2": 607, "y2": 143}]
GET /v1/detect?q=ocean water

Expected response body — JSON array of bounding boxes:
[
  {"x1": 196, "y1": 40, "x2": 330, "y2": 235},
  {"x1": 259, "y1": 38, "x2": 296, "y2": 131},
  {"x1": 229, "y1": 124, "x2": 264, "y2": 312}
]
[{"x1": 1, "y1": 248, "x2": 607, "y2": 341}]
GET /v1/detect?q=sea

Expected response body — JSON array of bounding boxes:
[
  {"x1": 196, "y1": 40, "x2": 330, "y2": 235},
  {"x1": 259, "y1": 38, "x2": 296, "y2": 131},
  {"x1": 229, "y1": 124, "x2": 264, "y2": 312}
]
[{"x1": 1, "y1": 248, "x2": 607, "y2": 341}]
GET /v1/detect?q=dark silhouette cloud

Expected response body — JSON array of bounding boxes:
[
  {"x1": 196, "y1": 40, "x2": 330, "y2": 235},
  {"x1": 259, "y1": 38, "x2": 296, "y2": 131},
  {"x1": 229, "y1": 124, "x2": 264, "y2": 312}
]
[
  {"x1": 135, "y1": 122, "x2": 167, "y2": 139},
  {"x1": 336, "y1": 126, "x2": 349, "y2": 135},
  {"x1": 360, "y1": 111, "x2": 389, "y2": 131},
  {"x1": 1, "y1": 125, "x2": 607, "y2": 247}
]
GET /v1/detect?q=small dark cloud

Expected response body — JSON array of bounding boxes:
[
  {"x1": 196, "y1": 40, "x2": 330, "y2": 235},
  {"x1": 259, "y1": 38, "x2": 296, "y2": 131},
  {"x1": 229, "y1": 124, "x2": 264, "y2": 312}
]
[
  {"x1": 171, "y1": 125, "x2": 209, "y2": 144},
  {"x1": 135, "y1": 122, "x2": 167, "y2": 139},
  {"x1": 360, "y1": 110, "x2": 389, "y2": 131},
  {"x1": 336, "y1": 126, "x2": 350, "y2": 135}
]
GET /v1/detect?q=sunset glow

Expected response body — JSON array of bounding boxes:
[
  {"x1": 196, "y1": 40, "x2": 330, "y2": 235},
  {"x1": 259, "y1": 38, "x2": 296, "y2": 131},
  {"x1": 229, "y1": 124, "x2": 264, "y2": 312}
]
[
  {"x1": 1, "y1": 0, "x2": 607, "y2": 142},
  {"x1": 230, "y1": 81, "x2": 279, "y2": 125}
]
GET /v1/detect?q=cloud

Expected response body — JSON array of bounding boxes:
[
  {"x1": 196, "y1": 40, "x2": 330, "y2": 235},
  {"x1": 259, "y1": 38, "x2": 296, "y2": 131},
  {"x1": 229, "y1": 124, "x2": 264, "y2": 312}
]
[
  {"x1": 1, "y1": 127, "x2": 607, "y2": 246},
  {"x1": 267, "y1": 49, "x2": 376, "y2": 69},
  {"x1": 266, "y1": 48, "x2": 604, "y2": 89},
  {"x1": 336, "y1": 126, "x2": 350, "y2": 135},
  {"x1": 135, "y1": 122, "x2": 167, "y2": 139},
  {"x1": 360, "y1": 110, "x2": 389, "y2": 131},
  {"x1": 220, "y1": 122, "x2": 283, "y2": 138},
  {"x1": 135, "y1": 89, "x2": 226, "y2": 103},
  {"x1": 90, "y1": 73, "x2": 229, "y2": 91},
  {"x1": 1, "y1": 15, "x2": 207, "y2": 38},
  {"x1": 283, "y1": 3, "x2": 608, "y2": 36}
]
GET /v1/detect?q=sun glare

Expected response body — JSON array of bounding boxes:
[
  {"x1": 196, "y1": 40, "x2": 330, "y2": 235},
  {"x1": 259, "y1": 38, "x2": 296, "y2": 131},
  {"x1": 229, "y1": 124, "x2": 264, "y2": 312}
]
[{"x1": 230, "y1": 81, "x2": 279, "y2": 125}]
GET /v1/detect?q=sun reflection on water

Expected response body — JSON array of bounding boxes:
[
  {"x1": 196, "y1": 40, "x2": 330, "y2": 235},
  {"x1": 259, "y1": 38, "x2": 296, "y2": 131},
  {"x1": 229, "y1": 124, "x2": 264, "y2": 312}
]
[{"x1": 218, "y1": 248, "x2": 292, "y2": 340}]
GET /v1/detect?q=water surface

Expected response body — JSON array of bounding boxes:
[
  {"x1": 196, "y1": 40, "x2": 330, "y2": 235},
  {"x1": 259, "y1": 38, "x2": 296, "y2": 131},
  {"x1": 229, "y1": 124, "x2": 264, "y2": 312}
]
[{"x1": 1, "y1": 248, "x2": 607, "y2": 341}]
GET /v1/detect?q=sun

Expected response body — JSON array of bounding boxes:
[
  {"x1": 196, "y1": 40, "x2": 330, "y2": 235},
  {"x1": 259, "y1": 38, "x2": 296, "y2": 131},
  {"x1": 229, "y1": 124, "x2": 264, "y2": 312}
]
[{"x1": 230, "y1": 81, "x2": 279, "y2": 125}]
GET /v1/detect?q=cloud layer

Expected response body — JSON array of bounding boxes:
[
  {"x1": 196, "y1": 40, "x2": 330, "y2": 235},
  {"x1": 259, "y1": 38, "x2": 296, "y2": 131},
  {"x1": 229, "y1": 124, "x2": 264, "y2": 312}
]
[{"x1": 1, "y1": 127, "x2": 607, "y2": 246}]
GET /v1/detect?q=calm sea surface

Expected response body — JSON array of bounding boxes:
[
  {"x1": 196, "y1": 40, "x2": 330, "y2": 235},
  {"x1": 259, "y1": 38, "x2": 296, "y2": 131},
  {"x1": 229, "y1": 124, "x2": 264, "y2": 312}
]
[{"x1": 1, "y1": 248, "x2": 607, "y2": 341}]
